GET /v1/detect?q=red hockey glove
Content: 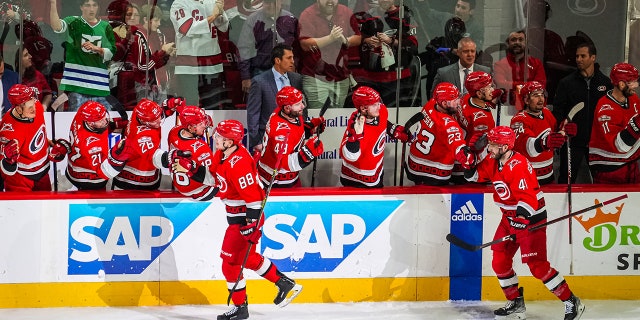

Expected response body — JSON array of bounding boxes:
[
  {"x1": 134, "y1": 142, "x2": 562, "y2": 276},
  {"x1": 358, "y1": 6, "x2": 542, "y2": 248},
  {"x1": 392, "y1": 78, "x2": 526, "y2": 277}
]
[
  {"x1": 305, "y1": 117, "x2": 326, "y2": 135},
  {"x1": 560, "y1": 121, "x2": 577, "y2": 137},
  {"x1": 508, "y1": 216, "x2": 530, "y2": 233},
  {"x1": 48, "y1": 139, "x2": 72, "y2": 162},
  {"x1": 625, "y1": 114, "x2": 640, "y2": 140},
  {"x1": 390, "y1": 124, "x2": 409, "y2": 143},
  {"x1": 108, "y1": 138, "x2": 136, "y2": 169},
  {"x1": 109, "y1": 117, "x2": 129, "y2": 131},
  {"x1": 455, "y1": 146, "x2": 476, "y2": 170},
  {"x1": 171, "y1": 155, "x2": 198, "y2": 177},
  {"x1": 543, "y1": 132, "x2": 566, "y2": 150},
  {"x1": 162, "y1": 96, "x2": 186, "y2": 117},
  {"x1": 239, "y1": 219, "x2": 262, "y2": 244},
  {"x1": 468, "y1": 132, "x2": 488, "y2": 152},
  {"x1": 1, "y1": 139, "x2": 19, "y2": 164},
  {"x1": 298, "y1": 136, "x2": 324, "y2": 164}
]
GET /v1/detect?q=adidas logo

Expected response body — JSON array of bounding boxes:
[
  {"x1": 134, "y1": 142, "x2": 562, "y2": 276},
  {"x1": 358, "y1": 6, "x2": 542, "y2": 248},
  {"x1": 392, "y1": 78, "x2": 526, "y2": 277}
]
[{"x1": 452, "y1": 200, "x2": 483, "y2": 221}]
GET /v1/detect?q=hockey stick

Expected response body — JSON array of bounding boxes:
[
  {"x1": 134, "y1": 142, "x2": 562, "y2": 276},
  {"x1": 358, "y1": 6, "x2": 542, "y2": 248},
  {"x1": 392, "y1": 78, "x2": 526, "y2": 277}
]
[
  {"x1": 311, "y1": 97, "x2": 331, "y2": 187},
  {"x1": 565, "y1": 102, "x2": 584, "y2": 275},
  {"x1": 226, "y1": 131, "x2": 290, "y2": 305},
  {"x1": 446, "y1": 194, "x2": 627, "y2": 251},
  {"x1": 105, "y1": 95, "x2": 129, "y2": 121},
  {"x1": 399, "y1": 111, "x2": 425, "y2": 186},
  {"x1": 50, "y1": 109, "x2": 58, "y2": 191}
]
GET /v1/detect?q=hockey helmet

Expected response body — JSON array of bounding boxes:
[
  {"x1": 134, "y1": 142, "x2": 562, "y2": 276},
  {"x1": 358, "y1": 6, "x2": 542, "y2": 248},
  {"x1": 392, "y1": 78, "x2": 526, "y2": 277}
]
[
  {"x1": 179, "y1": 106, "x2": 209, "y2": 127},
  {"x1": 352, "y1": 86, "x2": 381, "y2": 109},
  {"x1": 276, "y1": 86, "x2": 304, "y2": 109},
  {"x1": 487, "y1": 126, "x2": 516, "y2": 149},
  {"x1": 14, "y1": 20, "x2": 42, "y2": 39},
  {"x1": 216, "y1": 119, "x2": 244, "y2": 144},
  {"x1": 520, "y1": 81, "x2": 546, "y2": 103},
  {"x1": 610, "y1": 62, "x2": 639, "y2": 85},
  {"x1": 78, "y1": 101, "x2": 107, "y2": 122},
  {"x1": 464, "y1": 71, "x2": 493, "y2": 96},
  {"x1": 433, "y1": 82, "x2": 460, "y2": 105},
  {"x1": 134, "y1": 99, "x2": 163, "y2": 123},
  {"x1": 8, "y1": 84, "x2": 36, "y2": 106}
]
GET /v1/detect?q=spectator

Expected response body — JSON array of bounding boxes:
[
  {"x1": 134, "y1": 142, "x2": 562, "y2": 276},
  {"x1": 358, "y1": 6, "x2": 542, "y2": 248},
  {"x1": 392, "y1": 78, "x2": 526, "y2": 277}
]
[
  {"x1": 431, "y1": 37, "x2": 490, "y2": 95},
  {"x1": 49, "y1": 0, "x2": 116, "y2": 111},
  {"x1": 414, "y1": 0, "x2": 484, "y2": 50},
  {"x1": 247, "y1": 44, "x2": 303, "y2": 153},
  {"x1": 139, "y1": 5, "x2": 175, "y2": 100},
  {"x1": 352, "y1": 0, "x2": 418, "y2": 108},
  {"x1": 170, "y1": 0, "x2": 230, "y2": 109},
  {"x1": 493, "y1": 30, "x2": 546, "y2": 111},
  {"x1": 552, "y1": 42, "x2": 612, "y2": 183},
  {"x1": 340, "y1": 86, "x2": 408, "y2": 187},
  {"x1": 298, "y1": 0, "x2": 361, "y2": 109},
  {"x1": 15, "y1": 48, "x2": 53, "y2": 109},
  {"x1": 404, "y1": 82, "x2": 472, "y2": 186},
  {"x1": 589, "y1": 63, "x2": 640, "y2": 184},
  {"x1": 0, "y1": 55, "x2": 20, "y2": 113},
  {"x1": 510, "y1": 81, "x2": 574, "y2": 185},
  {"x1": 257, "y1": 86, "x2": 325, "y2": 188},
  {"x1": 236, "y1": 0, "x2": 299, "y2": 94},
  {"x1": 15, "y1": 20, "x2": 55, "y2": 91}
]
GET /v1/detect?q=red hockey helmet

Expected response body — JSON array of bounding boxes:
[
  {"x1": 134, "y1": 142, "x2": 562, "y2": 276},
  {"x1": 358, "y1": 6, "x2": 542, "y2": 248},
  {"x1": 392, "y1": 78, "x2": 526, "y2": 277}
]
[
  {"x1": 352, "y1": 86, "x2": 381, "y2": 109},
  {"x1": 216, "y1": 119, "x2": 244, "y2": 144},
  {"x1": 487, "y1": 126, "x2": 516, "y2": 149},
  {"x1": 8, "y1": 84, "x2": 35, "y2": 106},
  {"x1": 276, "y1": 86, "x2": 304, "y2": 109},
  {"x1": 134, "y1": 99, "x2": 163, "y2": 123},
  {"x1": 179, "y1": 106, "x2": 209, "y2": 127},
  {"x1": 433, "y1": 82, "x2": 460, "y2": 104},
  {"x1": 464, "y1": 71, "x2": 493, "y2": 96},
  {"x1": 14, "y1": 20, "x2": 42, "y2": 39},
  {"x1": 520, "y1": 81, "x2": 546, "y2": 103},
  {"x1": 78, "y1": 101, "x2": 107, "y2": 122},
  {"x1": 610, "y1": 62, "x2": 639, "y2": 85}
]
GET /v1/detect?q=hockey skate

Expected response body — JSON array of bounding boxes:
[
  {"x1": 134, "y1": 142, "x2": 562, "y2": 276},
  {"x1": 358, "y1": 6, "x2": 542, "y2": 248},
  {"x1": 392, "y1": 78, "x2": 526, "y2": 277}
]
[
  {"x1": 494, "y1": 287, "x2": 526, "y2": 319},
  {"x1": 274, "y1": 274, "x2": 303, "y2": 307},
  {"x1": 217, "y1": 300, "x2": 248, "y2": 320},
  {"x1": 564, "y1": 294, "x2": 585, "y2": 320}
]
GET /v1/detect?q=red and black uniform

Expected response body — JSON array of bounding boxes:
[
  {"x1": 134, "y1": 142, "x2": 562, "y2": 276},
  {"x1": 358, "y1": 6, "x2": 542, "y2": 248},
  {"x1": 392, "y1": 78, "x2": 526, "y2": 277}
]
[
  {"x1": 167, "y1": 125, "x2": 218, "y2": 200},
  {"x1": 589, "y1": 91, "x2": 640, "y2": 183},
  {"x1": 65, "y1": 113, "x2": 110, "y2": 190},
  {"x1": 405, "y1": 99, "x2": 467, "y2": 185},
  {"x1": 467, "y1": 151, "x2": 574, "y2": 303},
  {"x1": 0, "y1": 101, "x2": 51, "y2": 191},
  {"x1": 112, "y1": 117, "x2": 162, "y2": 190},
  {"x1": 510, "y1": 108, "x2": 558, "y2": 185},
  {"x1": 215, "y1": 144, "x2": 281, "y2": 307}
]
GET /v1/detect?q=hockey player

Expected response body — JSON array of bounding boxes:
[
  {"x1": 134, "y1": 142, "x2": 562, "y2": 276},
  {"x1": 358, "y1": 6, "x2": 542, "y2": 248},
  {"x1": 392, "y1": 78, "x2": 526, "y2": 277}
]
[
  {"x1": 340, "y1": 85, "x2": 409, "y2": 187},
  {"x1": 459, "y1": 71, "x2": 499, "y2": 142},
  {"x1": 404, "y1": 82, "x2": 474, "y2": 186},
  {"x1": 465, "y1": 126, "x2": 585, "y2": 320},
  {"x1": 257, "y1": 86, "x2": 325, "y2": 188},
  {"x1": 589, "y1": 62, "x2": 640, "y2": 184},
  {"x1": 510, "y1": 81, "x2": 576, "y2": 185},
  {"x1": 173, "y1": 119, "x2": 302, "y2": 319},
  {"x1": 0, "y1": 84, "x2": 70, "y2": 191},
  {"x1": 65, "y1": 101, "x2": 128, "y2": 190}
]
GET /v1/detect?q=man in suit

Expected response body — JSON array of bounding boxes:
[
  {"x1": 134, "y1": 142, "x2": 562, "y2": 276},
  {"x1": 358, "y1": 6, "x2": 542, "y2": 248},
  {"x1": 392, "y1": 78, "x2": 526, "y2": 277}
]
[
  {"x1": 247, "y1": 44, "x2": 303, "y2": 153},
  {"x1": 1, "y1": 56, "x2": 20, "y2": 114},
  {"x1": 431, "y1": 37, "x2": 490, "y2": 96}
]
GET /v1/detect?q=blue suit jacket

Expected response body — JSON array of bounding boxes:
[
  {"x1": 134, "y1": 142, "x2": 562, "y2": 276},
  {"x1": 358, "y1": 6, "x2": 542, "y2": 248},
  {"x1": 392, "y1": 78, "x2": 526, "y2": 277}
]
[
  {"x1": 246, "y1": 69, "x2": 303, "y2": 149},
  {"x1": 2, "y1": 68, "x2": 20, "y2": 113}
]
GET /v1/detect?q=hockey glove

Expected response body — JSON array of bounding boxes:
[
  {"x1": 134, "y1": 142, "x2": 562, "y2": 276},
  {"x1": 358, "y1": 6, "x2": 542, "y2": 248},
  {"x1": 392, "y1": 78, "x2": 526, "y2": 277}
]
[
  {"x1": 48, "y1": 139, "x2": 72, "y2": 162},
  {"x1": 468, "y1": 132, "x2": 488, "y2": 152},
  {"x1": 109, "y1": 117, "x2": 129, "y2": 131},
  {"x1": 559, "y1": 121, "x2": 577, "y2": 137},
  {"x1": 390, "y1": 124, "x2": 409, "y2": 143},
  {"x1": 162, "y1": 96, "x2": 186, "y2": 117},
  {"x1": 298, "y1": 136, "x2": 324, "y2": 165},
  {"x1": 624, "y1": 114, "x2": 640, "y2": 140},
  {"x1": 508, "y1": 216, "x2": 530, "y2": 235},
  {"x1": 543, "y1": 132, "x2": 566, "y2": 149},
  {"x1": 347, "y1": 114, "x2": 365, "y2": 142},
  {"x1": 455, "y1": 146, "x2": 476, "y2": 170},
  {"x1": 108, "y1": 138, "x2": 136, "y2": 169},
  {"x1": 304, "y1": 117, "x2": 326, "y2": 135},
  {"x1": 1, "y1": 139, "x2": 19, "y2": 164},
  {"x1": 171, "y1": 156, "x2": 198, "y2": 177},
  {"x1": 240, "y1": 219, "x2": 262, "y2": 244}
]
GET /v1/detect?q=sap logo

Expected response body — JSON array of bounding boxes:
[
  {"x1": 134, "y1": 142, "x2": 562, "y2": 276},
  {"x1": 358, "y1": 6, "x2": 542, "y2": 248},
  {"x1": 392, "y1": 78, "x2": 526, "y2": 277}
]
[
  {"x1": 261, "y1": 200, "x2": 403, "y2": 272},
  {"x1": 68, "y1": 202, "x2": 209, "y2": 275}
]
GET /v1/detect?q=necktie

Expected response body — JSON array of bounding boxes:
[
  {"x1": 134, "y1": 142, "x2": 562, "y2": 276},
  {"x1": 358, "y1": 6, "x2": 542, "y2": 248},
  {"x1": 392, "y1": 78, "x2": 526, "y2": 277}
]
[{"x1": 463, "y1": 68, "x2": 470, "y2": 93}]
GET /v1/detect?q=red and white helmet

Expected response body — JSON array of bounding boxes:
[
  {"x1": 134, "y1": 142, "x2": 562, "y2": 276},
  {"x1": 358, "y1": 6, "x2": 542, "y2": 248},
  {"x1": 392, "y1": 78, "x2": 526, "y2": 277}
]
[
  {"x1": 520, "y1": 81, "x2": 546, "y2": 103},
  {"x1": 179, "y1": 106, "x2": 209, "y2": 127},
  {"x1": 464, "y1": 71, "x2": 493, "y2": 96},
  {"x1": 610, "y1": 62, "x2": 639, "y2": 85},
  {"x1": 276, "y1": 86, "x2": 304, "y2": 109},
  {"x1": 78, "y1": 101, "x2": 107, "y2": 122},
  {"x1": 352, "y1": 86, "x2": 381, "y2": 109},
  {"x1": 8, "y1": 84, "x2": 36, "y2": 106},
  {"x1": 134, "y1": 99, "x2": 163, "y2": 123},
  {"x1": 488, "y1": 126, "x2": 516, "y2": 149},
  {"x1": 216, "y1": 119, "x2": 244, "y2": 144},
  {"x1": 433, "y1": 82, "x2": 460, "y2": 104}
]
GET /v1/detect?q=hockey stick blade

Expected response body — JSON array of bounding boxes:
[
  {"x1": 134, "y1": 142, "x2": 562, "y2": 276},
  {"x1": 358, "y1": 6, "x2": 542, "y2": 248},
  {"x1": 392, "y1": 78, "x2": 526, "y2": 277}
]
[
  {"x1": 567, "y1": 102, "x2": 584, "y2": 121},
  {"x1": 446, "y1": 233, "x2": 513, "y2": 251}
]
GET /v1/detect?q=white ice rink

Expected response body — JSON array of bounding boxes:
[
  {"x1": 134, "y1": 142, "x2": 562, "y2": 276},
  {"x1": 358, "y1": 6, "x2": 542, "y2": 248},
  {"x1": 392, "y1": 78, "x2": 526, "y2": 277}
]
[{"x1": 1, "y1": 300, "x2": 639, "y2": 319}]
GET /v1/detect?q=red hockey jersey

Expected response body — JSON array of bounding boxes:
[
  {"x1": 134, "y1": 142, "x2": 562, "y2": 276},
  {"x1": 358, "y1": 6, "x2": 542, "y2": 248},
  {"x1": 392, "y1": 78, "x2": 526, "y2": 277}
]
[
  {"x1": 112, "y1": 116, "x2": 162, "y2": 190},
  {"x1": 510, "y1": 108, "x2": 557, "y2": 184},
  {"x1": 66, "y1": 112, "x2": 110, "y2": 189},
  {"x1": 458, "y1": 95, "x2": 496, "y2": 143}
]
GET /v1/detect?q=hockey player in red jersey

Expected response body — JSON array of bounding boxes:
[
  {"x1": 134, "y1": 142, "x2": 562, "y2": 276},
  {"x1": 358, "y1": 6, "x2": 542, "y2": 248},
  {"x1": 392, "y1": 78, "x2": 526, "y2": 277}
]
[
  {"x1": 510, "y1": 81, "x2": 576, "y2": 185},
  {"x1": 339, "y1": 86, "x2": 409, "y2": 187},
  {"x1": 0, "y1": 84, "x2": 70, "y2": 192},
  {"x1": 589, "y1": 62, "x2": 640, "y2": 183},
  {"x1": 175, "y1": 119, "x2": 302, "y2": 320},
  {"x1": 404, "y1": 82, "x2": 474, "y2": 186},
  {"x1": 65, "y1": 101, "x2": 128, "y2": 190},
  {"x1": 465, "y1": 126, "x2": 585, "y2": 320},
  {"x1": 257, "y1": 86, "x2": 325, "y2": 187}
]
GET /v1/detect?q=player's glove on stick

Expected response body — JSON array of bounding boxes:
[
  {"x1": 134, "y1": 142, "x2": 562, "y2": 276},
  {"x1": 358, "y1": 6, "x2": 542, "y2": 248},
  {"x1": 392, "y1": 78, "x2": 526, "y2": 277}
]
[
  {"x1": 48, "y1": 139, "x2": 72, "y2": 162},
  {"x1": 538, "y1": 132, "x2": 565, "y2": 150},
  {"x1": 559, "y1": 121, "x2": 577, "y2": 137},
  {"x1": 304, "y1": 117, "x2": 326, "y2": 135},
  {"x1": 390, "y1": 124, "x2": 409, "y2": 143},
  {"x1": 298, "y1": 136, "x2": 324, "y2": 165},
  {"x1": 239, "y1": 219, "x2": 262, "y2": 244}
]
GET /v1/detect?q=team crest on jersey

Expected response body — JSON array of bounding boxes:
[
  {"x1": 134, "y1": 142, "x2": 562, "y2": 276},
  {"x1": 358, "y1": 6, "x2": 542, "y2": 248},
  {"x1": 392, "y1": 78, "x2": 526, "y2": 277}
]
[
  {"x1": 493, "y1": 180, "x2": 511, "y2": 200},
  {"x1": 0, "y1": 122, "x2": 14, "y2": 132},
  {"x1": 30, "y1": 124, "x2": 47, "y2": 154},
  {"x1": 443, "y1": 118, "x2": 454, "y2": 125},
  {"x1": 508, "y1": 159, "x2": 521, "y2": 171},
  {"x1": 216, "y1": 174, "x2": 227, "y2": 192},
  {"x1": 597, "y1": 85, "x2": 607, "y2": 92},
  {"x1": 372, "y1": 131, "x2": 386, "y2": 156},
  {"x1": 136, "y1": 125, "x2": 152, "y2": 134},
  {"x1": 85, "y1": 136, "x2": 100, "y2": 146},
  {"x1": 190, "y1": 140, "x2": 205, "y2": 152},
  {"x1": 229, "y1": 155, "x2": 242, "y2": 168},
  {"x1": 599, "y1": 104, "x2": 614, "y2": 112},
  {"x1": 276, "y1": 122, "x2": 290, "y2": 132},
  {"x1": 473, "y1": 111, "x2": 488, "y2": 121}
]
